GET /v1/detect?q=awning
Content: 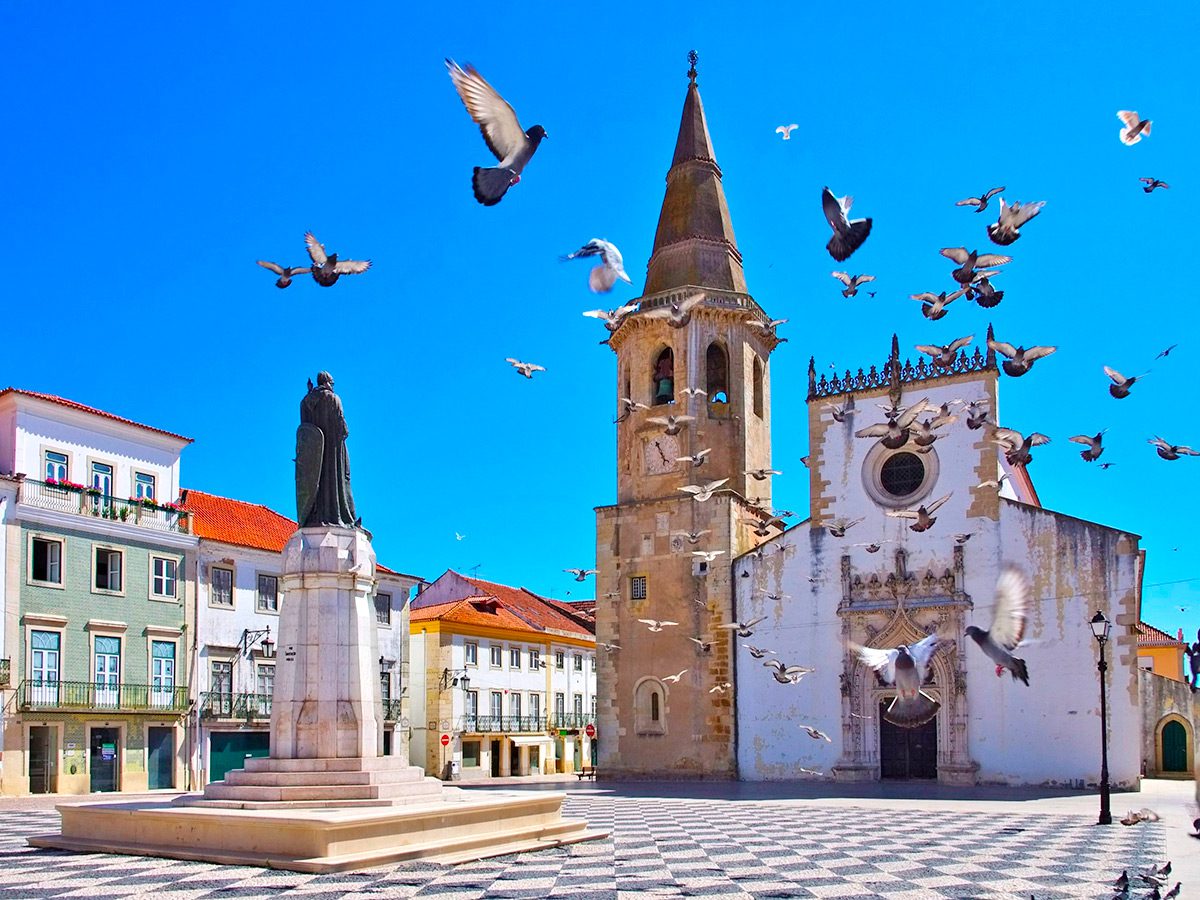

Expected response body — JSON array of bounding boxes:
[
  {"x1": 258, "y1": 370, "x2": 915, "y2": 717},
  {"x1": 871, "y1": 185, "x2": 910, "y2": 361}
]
[{"x1": 509, "y1": 735, "x2": 555, "y2": 747}]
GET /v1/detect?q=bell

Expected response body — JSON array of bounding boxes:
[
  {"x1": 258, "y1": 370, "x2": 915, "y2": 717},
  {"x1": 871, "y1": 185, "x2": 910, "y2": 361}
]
[{"x1": 654, "y1": 377, "x2": 674, "y2": 402}]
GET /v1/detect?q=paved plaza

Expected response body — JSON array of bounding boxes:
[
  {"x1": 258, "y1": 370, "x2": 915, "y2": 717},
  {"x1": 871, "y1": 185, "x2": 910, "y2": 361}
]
[{"x1": 0, "y1": 780, "x2": 1191, "y2": 899}]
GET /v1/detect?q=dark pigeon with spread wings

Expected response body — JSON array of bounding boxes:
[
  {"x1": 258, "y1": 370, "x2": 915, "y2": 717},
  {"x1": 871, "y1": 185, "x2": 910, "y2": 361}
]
[
  {"x1": 822, "y1": 187, "x2": 872, "y2": 261},
  {"x1": 303, "y1": 233, "x2": 371, "y2": 287}
]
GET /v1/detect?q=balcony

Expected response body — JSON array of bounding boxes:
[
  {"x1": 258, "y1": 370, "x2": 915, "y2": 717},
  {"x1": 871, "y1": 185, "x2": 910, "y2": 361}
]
[
  {"x1": 549, "y1": 713, "x2": 596, "y2": 730},
  {"x1": 199, "y1": 692, "x2": 273, "y2": 721},
  {"x1": 20, "y1": 479, "x2": 191, "y2": 534},
  {"x1": 382, "y1": 698, "x2": 403, "y2": 721},
  {"x1": 460, "y1": 715, "x2": 549, "y2": 734},
  {"x1": 0, "y1": 658, "x2": 10, "y2": 688},
  {"x1": 18, "y1": 679, "x2": 188, "y2": 712}
]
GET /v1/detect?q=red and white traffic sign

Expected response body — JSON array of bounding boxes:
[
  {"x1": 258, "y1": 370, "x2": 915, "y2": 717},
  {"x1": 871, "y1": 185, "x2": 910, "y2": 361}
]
[
  {"x1": 440, "y1": 733, "x2": 450, "y2": 747},
  {"x1": 584, "y1": 723, "x2": 596, "y2": 738}
]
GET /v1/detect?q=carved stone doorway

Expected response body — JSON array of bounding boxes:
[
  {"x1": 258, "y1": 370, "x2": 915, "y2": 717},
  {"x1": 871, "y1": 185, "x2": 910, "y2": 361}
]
[{"x1": 879, "y1": 701, "x2": 937, "y2": 779}]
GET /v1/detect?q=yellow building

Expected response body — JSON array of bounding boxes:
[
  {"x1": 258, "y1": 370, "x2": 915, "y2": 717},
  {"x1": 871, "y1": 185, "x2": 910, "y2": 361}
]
[{"x1": 1136, "y1": 621, "x2": 1187, "y2": 681}]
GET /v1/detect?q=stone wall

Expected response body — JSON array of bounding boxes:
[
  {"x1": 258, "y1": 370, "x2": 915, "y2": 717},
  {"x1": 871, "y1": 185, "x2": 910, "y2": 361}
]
[{"x1": 1139, "y1": 668, "x2": 1198, "y2": 778}]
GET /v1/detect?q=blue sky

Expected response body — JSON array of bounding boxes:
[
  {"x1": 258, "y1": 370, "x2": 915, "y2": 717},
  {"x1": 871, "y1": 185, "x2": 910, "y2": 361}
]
[{"x1": 2, "y1": 2, "x2": 1197, "y2": 637}]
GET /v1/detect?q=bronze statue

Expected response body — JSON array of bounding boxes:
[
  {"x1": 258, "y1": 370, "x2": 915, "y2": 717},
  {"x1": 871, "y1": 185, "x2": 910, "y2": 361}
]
[{"x1": 296, "y1": 372, "x2": 360, "y2": 528}]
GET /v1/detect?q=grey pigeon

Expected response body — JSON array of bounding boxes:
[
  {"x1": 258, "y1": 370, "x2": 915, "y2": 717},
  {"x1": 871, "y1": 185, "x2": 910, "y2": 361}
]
[
  {"x1": 1118, "y1": 110, "x2": 1151, "y2": 145},
  {"x1": 965, "y1": 400, "x2": 991, "y2": 430},
  {"x1": 1068, "y1": 431, "x2": 1106, "y2": 462},
  {"x1": 965, "y1": 564, "x2": 1031, "y2": 685},
  {"x1": 855, "y1": 398, "x2": 932, "y2": 450},
  {"x1": 446, "y1": 59, "x2": 547, "y2": 206},
  {"x1": 719, "y1": 616, "x2": 767, "y2": 638},
  {"x1": 822, "y1": 187, "x2": 872, "y2": 261},
  {"x1": 831, "y1": 271, "x2": 876, "y2": 297},
  {"x1": 886, "y1": 492, "x2": 953, "y2": 532},
  {"x1": 304, "y1": 233, "x2": 371, "y2": 286},
  {"x1": 990, "y1": 426, "x2": 1051, "y2": 466},
  {"x1": 941, "y1": 247, "x2": 1012, "y2": 286},
  {"x1": 987, "y1": 338, "x2": 1057, "y2": 377},
  {"x1": 955, "y1": 185, "x2": 1005, "y2": 212},
  {"x1": 1148, "y1": 437, "x2": 1199, "y2": 461},
  {"x1": 1140, "y1": 177, "x2": 1170, "y2": 193},
  {"x1": 1104, "y1": 366, "x2": 1146, "y2": 399},
  {"x1": 256, "y1": 260, "x2": 311, "y2": 289},
  {"x1": 912, "y1": 289, "x2": 966, "y2": 321},
  {"x1": 916, "y1": 335, "x2": 974, "y2": 368},
  {"x1": 1155, "y1": 344, "x2": 1178, "y2": 360},
  {"x1": 987, "y1": 199, "x2": 1045, "y2": 246},
  {"x1": 855, "y1": 633, "x2": 941, "y2": 727},
  {"x1": 967, "y1": 274, "x2": 1004, "y2": 308},
  {"x1": 651, "y1": 294, "x2": 705, "y2": 328},
  {"x1": 563, "y1": 239, "x2": 633, "y2": 293}
]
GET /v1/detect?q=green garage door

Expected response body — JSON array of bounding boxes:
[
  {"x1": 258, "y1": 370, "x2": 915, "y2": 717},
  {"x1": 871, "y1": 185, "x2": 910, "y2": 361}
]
[
  {"x1": 1162, "y1": 720, "x2": 1188, "y2": 773},
  {"x1": 208, "y1": 731, "x2": 270, "y2": 783}
]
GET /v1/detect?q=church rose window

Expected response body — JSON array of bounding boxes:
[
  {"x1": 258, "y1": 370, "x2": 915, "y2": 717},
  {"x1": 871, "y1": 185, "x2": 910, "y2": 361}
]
[{"x1": 879, "y1": 452, "x2": 925, "y2": 498}]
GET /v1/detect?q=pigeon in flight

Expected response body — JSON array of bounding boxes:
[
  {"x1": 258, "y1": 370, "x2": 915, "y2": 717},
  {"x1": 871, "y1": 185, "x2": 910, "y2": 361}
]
[
  {"x1": 1117, "y1": 109, "x2": 1152, "y2": 146},
  {"x1": 822, "y1": 187, "x2": 873, "y2": 261},
  {"x1": 446, "y1": 59, "x2": 547, "y2": 206},
  {"x1": 831, "y1": 271, "x2": 876, "y2": 297},
  {"x1": 256, "y1": 260, "x2": 311, "y2": 289},
  {"x1": 911, "y1": 289, "x2": 966, "y2": 321},
  {"x1": 646, "y1": 414, "x2": 696, "y2": 436},
  {"x1": 304, "y1": 233, "x2": 371, "y2": 287},
  {"x1": 743, "y1": 644, "x2": 775, "y2": 659},
  {"x1": 855, "y1": 398, "x2": 932, "y2": 449},
  {"x1": 1104, "y1": 366, "x2": 1147, "y2": 399},
  {"x1": 775, "y1": 123, "x2": 799, "y2": 140},
  {"x1": 583, "y1": 303, "x2": 639, "y2": 332},
  {"x1": 955, "y1": 186, "x2": 1005, "y2": 213},
  {"x1": 941, "y1": 247, "x2": 1012, "y2": 287},
  {"x1": 678, "y1": 478, "x2": 730, "y2": 502},
  {"x1": 747, "y1": 317, "x2": 789, "y2": 341},
  {"x1": 910, "y1": 412, "x2": 958, "y2": 452},
  {"x1": 1069, "y1": 431, "x2": 1106, "y2": 462},
  {"x1": 600, "y1": 642, "x2": 621, "y2": 652},
  {"x1": 802, "y1": 726, "x2": 832, "y2": 742},
  {"x1": 987, "y1": 338, "x2": 1057, "y2": 377},
  {"x1": 691, "y1": 550, "x2": 725, "y2": 563},
  {"x1": 563, "y1": 239, "x2": 633, "y2": 293},
  {"x1": 638, "y1": 619, "x2": 679, "y2": 633},
  {"x1": 745, "y1": 467, "x2": 782, "y2": 481},
  {"x1": 765, "y1": 659, "x2": 814, "y2": 684},
  {"x1": 675, "y1": 529, "x2": 711, "y2": 545},
  {"x1": 990, "y1": 427, "x2": 1051, "y2": 466},
  {"x1": 824, "y1": 517, "x2": 864, "y2": 538},
  {"x1": 505, "y1": 358, "x2": 545, "y2": 378},
  {"x1": 966, "y1": 274, "x2": 1004, "y2": 308},
  {"x1": 688, "y1": 636, "x2": 714, "y2": 652},
  {"x1": 887, "y1": 493, "x2": 953, "y2": 532},
  {"x1": 709, "y1": 682, "x2": 733, "y2": 694},
  {"x1": 678, "y1": 448, "x2": 712, "y2": 467},
  {"x1": 1140, "y1": 177, "x2": 1170, "y2": 193},
  {"x1": 855, "y1": 633, "x2": 941, "y2": 728},
  {"x1": 965, "y1": 564, "x2": 1032, "y2": 685},
  {"x1": 679, "y1": 386, "x2": 708, "y2": 399},
  {"x1": 916, "y1": 335, "x2": 974, "y2": 368},
  {"x1": 662, "y1": 669, "x2": 688, "y2": 684},
  {"x1": 718, "y1": 616, "x2": 767, "y2": 638},
  {"x1": 965, "y1": 400, "x2": 991, "y2": 430},
  {"x1": 1148, "y1": 437, "x2": 1199, "y2": 461},
  {"x1": 651, "y1": 294, "x2": 705, "y2": 328},
  {"x1": 1155, "y1": 344, "x2": 1178, "y2": 360},
  {"x1": 825, "y1": 398, "x2": 855, "y2": 422},
  {"x1": 987, "y1": 198, "x2": 1045, "y2": 246},
  {"x1": 563, "y1": 568, "x2": 598, "y2": 581}
]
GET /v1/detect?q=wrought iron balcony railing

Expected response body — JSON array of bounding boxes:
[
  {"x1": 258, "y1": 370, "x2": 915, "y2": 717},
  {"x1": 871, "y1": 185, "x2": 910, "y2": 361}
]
[
  {"x1": 199, "y1": 691, "x2": 273, "y2": 720},
  {"x1": 18, "y1": 679, "x2": 188, "y2": 712},
  {"x1": 19, "y1": 479, "x2": 191, "y2": 534},
  {"x1": 459, "y1": 715, "x2": 549, "y2": 734},
  {"x1": 549, "y1": 713, "x2": 596, "y2": 730},
  {"x1": 382, "y1": 698, "x2": 403, "y2": 721},
  {"x1": 0, "y1": 658, "x2": 10, "y2": 688}
]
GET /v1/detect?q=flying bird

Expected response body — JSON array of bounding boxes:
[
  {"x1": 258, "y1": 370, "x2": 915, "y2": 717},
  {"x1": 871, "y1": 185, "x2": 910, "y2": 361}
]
[
  {"x1": 505, "y1": 358, "x2": 545, "y2": 378},
  {"x1": 822, "y1": 187, "x2": 873, "y2": 261},
  {"x1": 965, "y1": 400, "x2": 991, "y2": 430},
  {"x1": 965, "y1": 564, "x2": 1032, "y2": 685},
  {"x1": 745, "y1": 468, "x2": 782, "y2": 481},
  {"x1": 825, "y1": 398, "x2": 854, "y2": 422},
  {"x1": 831, "y1": 271, "x2": 876, "y2": 297},
  {"x1": 445, "y1": 59, "x2": 547, "y2": 206},
  {"x1": 709, "y1": 682, "x2": 733, "y2": 694},
  {"x1": 747, "y1": 317, "x2": 789, "y2": 341},
  {"x1": 675, "y1": 529, "x2": 711, "y2": 545},
  {"x1": 954, "y1": 533, "x2": 973, "y2": 544},
  {"x1": 743, "y1": 644, "x2": 775, "y2": 659},
  {"x1": 940, "y1": 247, "x2": 1011, "y2": 287},
  {"x1": 1140, "y1": 177, "x2": 1170, "y2": 193},
  {"x1": 638, "y1": 619, "x2": 679, "y2": 633},
  {"x1": 563, "y1": 568, "x2": 598, "y2": 581},
  {"x1": 256, "y1": 260, "x2": 311, "y2": 289},
  {"x1": 802, "y1": 726, "x2": 832, "y2": 742},
  {"x1": 987, "y1": 198, "x2": 1045, "y2": 246},
  {"x1": 955, "y1": 186, "x2": 1005, "y2": 213},
  {"x1": 886, "y1": 492, "x2": 953, "y2": 532},
  {"x1": 1117, "y1": 109, "x2": 1152, "y2": 146},
  {"x1": 775, "y1": 123, "x2": 799, "y2": 140},
  {"x1": 911, "y1": 289, "x2": 966, "y2": 321},
  {"x1": 1148, "y1": 437, "x2": 1199, "y2": 461},
  {"x1": 691, "y1": 550, "x2": 726, "y2": 563},
  {"x1": 600, "y1": 642, "x2": 621, "y2": 652},
  {"x1": 910, "y1": 412, "x2": 958, "y2": 452},
  {"x1": 679, "y1": 386, "x2": 708, "y2": 398},
  {"x1": 662, "y1": 669, "x2": 688, "y2": 683},
  {"x1": 455, "y1": 532, "x2": 466, "y2": 541},
  {"x1": 718, "y1": 616, "x2": 767, "y2": 638},
  {"x1": 562, "y1": 239, "x2": 633, "y2": 293},
  {"x1": 688, "y1": 636, "x2": 714, "y2": 652},
  {"x1": 764, "y1": 659, "x2": 814, "y2": 684},
  {"x1": 854, "y1": 398, "x2": 932, "y2": 449},
  {"x1": 651, "y1": 293, "x2": 705, "y2": 328},
  {"x1": 303, "y1": 233, "x2": 371, "y2": 287},
  {"x1": 1155, "y1": 344, "x2": 1178, "y2": 360},
  {"x1": 987, "y1": 338, "x2": 1057, "y2": 377},
  {"x1": 1104, "y1": 366, "x2": 1147, "y2": 399},
  {"x1": 583, "y1": 303, "x2": 639, "y2": 331},
  {"x1": 990, "y1": 427, "x2": 1051, "y2": 466},
  {"x1": 854, "y1": 633, "x2": 941, "y2": 727},
  {"x1": 916, "y1": 335, "x2": 974, "y2": 368},
  {"x1": 966, "y1": 274, "x2": 1004, "y2": 308},
  {"x1": 678, "y1": 478, "x2": 730, "y2": 502},
  {"x1": 1068, "y1": 431, "x2": 1106, "y2": 462},
  {"x1": 678, "y1": 448, "x2": 712, "y2": 467},
  {"x1": 824, "y1": 517, "x2": 864, "y2": 538},
  {"x1": 646, "y1": 414, "x2": 696, "y2": 436}
]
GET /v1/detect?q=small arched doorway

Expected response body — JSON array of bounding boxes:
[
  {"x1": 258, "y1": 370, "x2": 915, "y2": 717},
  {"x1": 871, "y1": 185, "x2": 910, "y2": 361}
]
[{"x1": 1162, "y1": 719, "x2": 1188, "y2": 773}]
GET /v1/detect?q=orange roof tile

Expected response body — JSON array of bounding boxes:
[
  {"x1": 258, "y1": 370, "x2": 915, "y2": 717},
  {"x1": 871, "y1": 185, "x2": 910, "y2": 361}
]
[
  {"x1": 182, "y1": 489, "x2": 297, "y2": 552},
  {"x1": 1, "y1": 387, "x2": 193, "y2": 443},
  {"x1": 1136, "y1": 621, "x2": 1186, "y2": 647},
  {"x1": 461, "y1": 575, "x2": 594, "y2": 638},
  {"x1": 410, "y1": 596, "x2": 537, "y2": 632}
]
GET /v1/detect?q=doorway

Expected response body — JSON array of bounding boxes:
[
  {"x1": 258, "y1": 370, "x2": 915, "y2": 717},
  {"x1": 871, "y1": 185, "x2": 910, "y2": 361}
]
[
  {"x1": 1162, "y1": 720, "x2": 1188, "y2": 773},
  {"x1": 491, "y1": 740, "x2": 501, "y2": 777},
  {"x1": 879, "y1": 701, "x2": 937, "y2": 779},
  {"x1": 208, "y1": 731, "x2": 270, "y2": 783},
  {"x1": 89, "y1": 727, "x2": 120, "y2": 792},
  {"x1": 147, "y1": 727, "x2": 175, "y2": 789},
  {"x1": 28, "y1": 727, "x2": 56, "y2": 794}
]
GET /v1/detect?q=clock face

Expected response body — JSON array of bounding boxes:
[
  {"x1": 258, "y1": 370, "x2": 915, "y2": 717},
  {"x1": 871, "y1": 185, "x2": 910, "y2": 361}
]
[{"x1": 644, "y1": 434, "x2": 680, "y2": 475}]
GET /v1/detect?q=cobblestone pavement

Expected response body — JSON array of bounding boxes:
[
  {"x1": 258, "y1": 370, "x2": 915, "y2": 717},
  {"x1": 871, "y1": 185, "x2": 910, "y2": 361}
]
[{"x1": 0, "y1": 791, "x2": 1168, "y2": 899}]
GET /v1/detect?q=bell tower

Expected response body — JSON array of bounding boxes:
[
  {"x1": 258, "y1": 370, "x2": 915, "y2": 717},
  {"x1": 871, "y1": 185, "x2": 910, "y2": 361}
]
[{"x1": 594, "y1": 53, "x2": 782, "y2": 779}]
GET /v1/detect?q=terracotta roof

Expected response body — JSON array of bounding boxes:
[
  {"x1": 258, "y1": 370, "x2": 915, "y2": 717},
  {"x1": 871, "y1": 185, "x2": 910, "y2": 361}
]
[
  {"x1": 410, "y1": 596, "x2": 537, "y2": 632},
  {"x1": 460, "y1": 575, "x2": 594, "y2": 638},
  {"x1": 1136, "y1": 621, "x2": 1185, "y2": 647},
  {"x1": 0, "y1": 387, "x2": 193, "y2": 443},
  {"x1": 181, "y1": 489, "x2": 297, "y2": 552}
]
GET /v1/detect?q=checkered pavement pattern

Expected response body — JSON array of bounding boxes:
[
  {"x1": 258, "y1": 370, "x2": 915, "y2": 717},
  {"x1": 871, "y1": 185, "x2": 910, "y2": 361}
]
[{"x1": 0, "y1": 793, "x2": 1166, "y2": 899}]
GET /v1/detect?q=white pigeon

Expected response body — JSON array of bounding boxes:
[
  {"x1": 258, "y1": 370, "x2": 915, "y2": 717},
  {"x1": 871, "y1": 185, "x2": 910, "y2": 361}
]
[
  {"x1": 505, "y1": 358, "x2": 545, "y2": 378},
  {"x1": 662, "y1": 669, "x2": 688, "y2": 683},
  {"x1": 822, "y1": 187, "x2": 872, "y2": 261},
  {"x1": 563, "y1": 239, "x2": 633, "y2": 293},
  {"x1": 646, "y1": 414, "x2": 696, "y2": 436},
  {"x1": 563, "y1": 568, "x2": 598, "y2": 581},
  {"x1": 583, "y1": 303, "x2": 638, "y2": 331},
  {"x1": 691, "y1": 550, "x2": 726, "y2": 563},
  {"x1": 831, "y1": 271, "x2": 876, "y2": 298},
  {"x1": 775, "y1": 123, "x2": 799, "y2": 140},
  {"x1": 854, "y1": 633, "x2": 941, "y2": 727},
  {"x1": 638, "y1": 619, "x2": 679, "y2": 633},
  {"x1": 987, "y1": 198, "x2": 1046, "y2": 246},
  {"x1": 678, "y1": 478, "x2": 730, "y2": 502},
  {"x1": 1117, "y1": 109, "x2": 1151, "y2": 146},
  {"x1": 965, "y1": 565, "x2": 1032, "y2": 685},
  {"x1": 718, "y1": 616, "x2": 767, "y2": 638}
]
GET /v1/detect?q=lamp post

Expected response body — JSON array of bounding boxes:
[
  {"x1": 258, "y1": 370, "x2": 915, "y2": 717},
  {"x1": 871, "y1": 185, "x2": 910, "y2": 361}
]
[{"x1": 1090, "y1": 610, "x2": 1112, "y2": 826}]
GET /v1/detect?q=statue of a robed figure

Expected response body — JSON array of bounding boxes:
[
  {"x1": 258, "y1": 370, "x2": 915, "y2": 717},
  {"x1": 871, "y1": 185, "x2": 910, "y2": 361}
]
[{"x1": 296, "y1": 372, "x2": 360, "y2": 528}]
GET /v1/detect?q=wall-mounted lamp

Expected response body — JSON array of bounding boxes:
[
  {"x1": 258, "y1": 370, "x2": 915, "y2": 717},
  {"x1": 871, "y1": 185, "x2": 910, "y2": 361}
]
[
  {"x1": 440, "y1": 667, "x2": 471, "y2": 691},
  {"x1": 241, "y1": 626, "x2": 274, "y2": 659}
]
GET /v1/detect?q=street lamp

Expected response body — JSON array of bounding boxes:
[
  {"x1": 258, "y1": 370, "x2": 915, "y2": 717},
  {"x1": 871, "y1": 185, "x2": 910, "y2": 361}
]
[
  {"x1": 1090, "y1": 610, "x2": 1112, "y2": 826},
  {"x1": 440, "y1": 668, "x2": 470, "y2": 692},
  {"x1": 240, "y1": 626, "x2": 274, "y2": 659}
]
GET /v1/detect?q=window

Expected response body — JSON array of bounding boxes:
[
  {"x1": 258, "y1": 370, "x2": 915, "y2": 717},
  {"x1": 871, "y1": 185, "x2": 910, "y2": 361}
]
[
  {"x1": 374, "y1": 592, "x2": 392, "y2": 626},
  {"x1": 44, "y1": 450, "x2": 68, "y2": 482},
  {"x1": 211, "y1": 566, "x2": 233, "y2": 607},
  {"x1": 490, "y1": 691, "x2": 503, "y2": 720},
  {"x1": 706, "y1": 342, "x2": 729, "y2": 405},
  {"x1": 555, "y1": 651, "x2": 565, "y2": 670},
  {"x1": 379, "y1": 668, "x2": 391, "y2": 701},
  {"x1": 256, "y1": 574, "x2": 279, "y2": 612},
  {"x1": 151, "y1": 641, "x2": 176, "y2": 706},
  {"x1": 257, "y1": 664, "x2": 275, "y2": 697},
  {"x1": 489, "y1": 645, "x2": 502, "y2": 668},
  {"x1": 529, "y1": 649, "x2": 541, "y2": 670},
  {"x1": 630, "y1": 575, "x2": 647, "y2": 601},
  {"x1": 90, "y1": 461, "x2": 113, "y2": 516},
  {"x1": 591, "y1": 696, "x2": 597, "y2": 717},
  {"x1": 880, "y1": 452, "x2": 926, "y2": 498},
  {"x1": 510, "y1": 692, "x2": 522, "y2": 720},
  {"x1": 573, "y1": 654, "x2": 583, "y2": 671},
  {"x1": 466, "y1": 690, "x2": 479, "y2": 725},
  {"x1": 151, "y1": 557, "x2": 177, "y2": 598},
  {"x1": 652, "y1": 347, "x2": 675, "y2": 406},
  {"x1": 31, "y1": 630, "x2": 60, "y2": 684},
  {"x1": 635, "y1": 678, "x2": 666, "y2": 734},
  {"x1": 94, "y1": 548, "x2": 123, "y2": 592},
  {"x1": 510, "y1": 648, "x2": 521, "y2": 669},
  {"x1": 651, "y1": 692, "x2": 660, "y2": 721},
  {"x1": 462, "y1": 740, "x2": 481, "y2": 767},
  {"x1": 94, "y1": 636, "x2": 121, "y2": 706},
  {"x1": 554, "y1": 692, "x2": 565, "y2": 718},
  {"x1": 465, "y1": 642, "x2": 478, "y2": 666},
  {"x1": 752, "y1": 356, "x2": 764, "y2": 418},
  {"x1": 134, "y1": 472, "x2": 156, "y2": 501},
  {"x1": 530, "y1": 693, "x2": 541, "y2": 722},
  {"x1": 210, "y1": 659, "x2": 233, "y2": 715},
  {"x1": 574, "y1": 694, "x2": 583, "y2": 715},
  {"x1": 31, "y1": 538, "x2": 62, "y2": 584}
]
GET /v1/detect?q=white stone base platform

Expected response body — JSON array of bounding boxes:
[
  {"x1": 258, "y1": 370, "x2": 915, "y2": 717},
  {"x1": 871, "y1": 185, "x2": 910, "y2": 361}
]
[{"x1": 30, "y1": 789, "x2": 607, "y2": 873}]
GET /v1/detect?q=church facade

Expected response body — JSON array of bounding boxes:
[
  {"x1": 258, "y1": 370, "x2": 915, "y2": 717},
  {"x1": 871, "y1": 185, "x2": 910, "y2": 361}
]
[{"x1": 595, "y1": 65, "x2": 1143, "y2": 787}]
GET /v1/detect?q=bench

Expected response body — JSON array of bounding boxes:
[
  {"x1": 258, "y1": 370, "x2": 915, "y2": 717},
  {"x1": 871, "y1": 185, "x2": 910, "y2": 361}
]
[{"x1": 575, "y1": 767, "x2": 598, "y2": 781}]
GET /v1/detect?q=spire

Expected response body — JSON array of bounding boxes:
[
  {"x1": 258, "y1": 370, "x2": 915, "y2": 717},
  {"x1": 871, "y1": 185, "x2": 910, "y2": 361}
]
[{"x1": 643, "y1": 52, "x2": 746, "y2": 296}]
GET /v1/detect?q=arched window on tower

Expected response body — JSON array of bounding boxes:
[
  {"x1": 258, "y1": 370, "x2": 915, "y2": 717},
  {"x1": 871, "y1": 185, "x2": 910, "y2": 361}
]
[
  {"x1": 705, "y1": 342, "x2": 729, "y2": 417},
  {"x1": 622, "y1": 366, "x2": 631, "y2": 404},
  {"x1": 634, "y1": 677, "x2": 667, "y2": 735},
  {"x1": 752, "y1": 356, "x2": 764, "y2": 419},
  {"x1": 651, "y1": 347, "x2": 674, "y2": 406}
]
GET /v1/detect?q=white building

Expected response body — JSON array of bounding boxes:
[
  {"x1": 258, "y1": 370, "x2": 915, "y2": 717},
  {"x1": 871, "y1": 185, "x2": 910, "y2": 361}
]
[
  {"x1": 409, "y1": 571, "x2": 597, "y2": 779},
  {"x1": 181, "y1": 489, "x2": 422, "y2": 784}
]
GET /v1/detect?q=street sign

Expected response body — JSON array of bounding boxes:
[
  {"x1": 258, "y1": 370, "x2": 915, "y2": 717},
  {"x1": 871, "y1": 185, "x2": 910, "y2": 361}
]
[
  {"x1": 585, "y1": 723, "x2": 596, "y2": 738},
  {"x1": 440, "y1": 733, "x2": 450, "y2": 747}
]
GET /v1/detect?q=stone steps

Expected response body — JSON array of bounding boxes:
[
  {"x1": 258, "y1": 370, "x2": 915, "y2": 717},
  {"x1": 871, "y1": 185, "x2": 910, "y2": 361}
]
[
  {"x1": 203, "y1": 777, "x2": 445, "y2": 803},
  {"x1": 221, "y1": 767, "x2": 427, "y2": 788}
]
